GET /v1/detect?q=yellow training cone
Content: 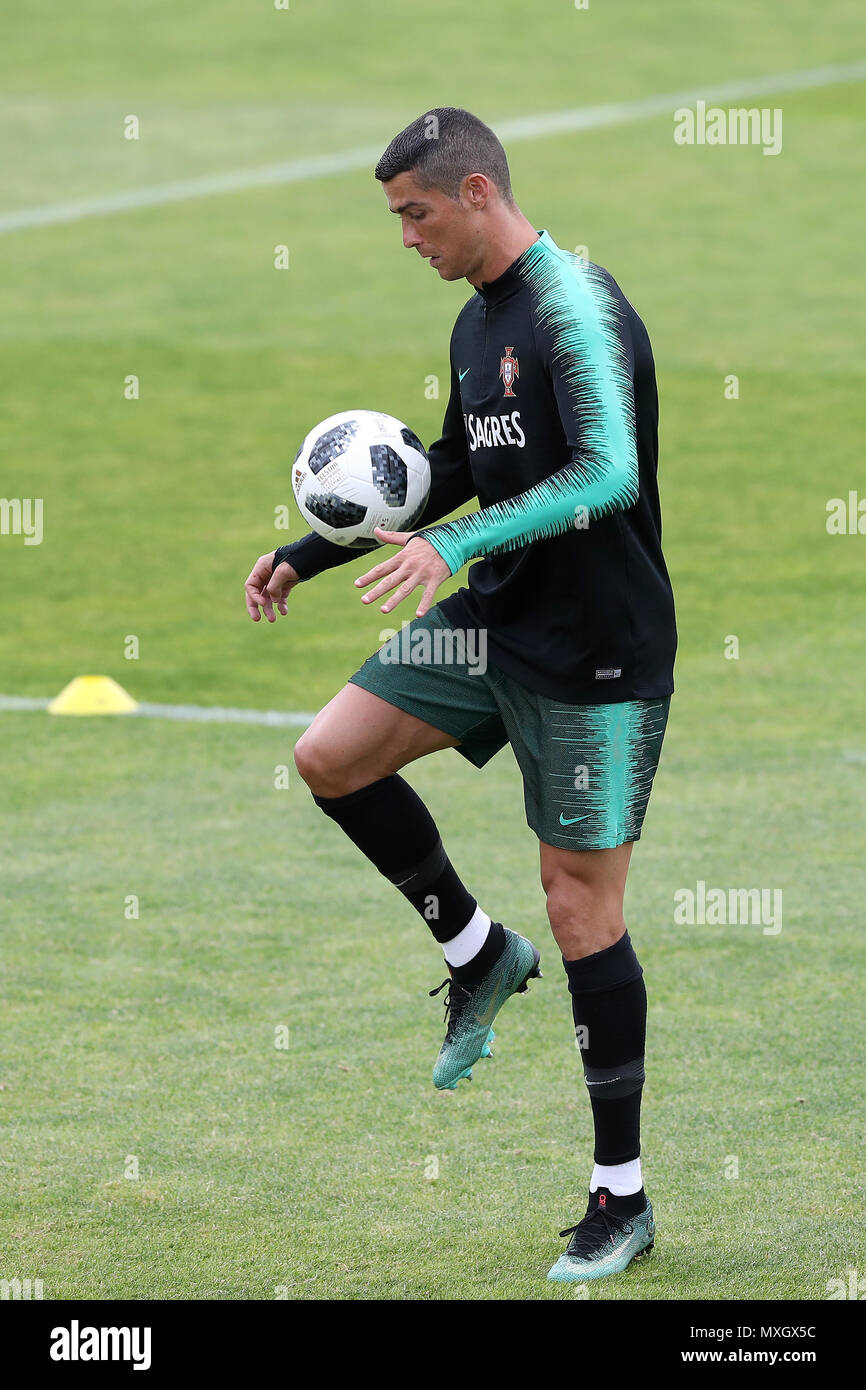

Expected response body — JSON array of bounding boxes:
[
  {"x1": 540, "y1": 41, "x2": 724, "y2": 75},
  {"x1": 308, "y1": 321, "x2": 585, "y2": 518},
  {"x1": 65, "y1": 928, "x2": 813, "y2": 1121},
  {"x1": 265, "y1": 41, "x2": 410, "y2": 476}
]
[{"x1": 48, "y1": 675, "x2": 139, "y2": 716}]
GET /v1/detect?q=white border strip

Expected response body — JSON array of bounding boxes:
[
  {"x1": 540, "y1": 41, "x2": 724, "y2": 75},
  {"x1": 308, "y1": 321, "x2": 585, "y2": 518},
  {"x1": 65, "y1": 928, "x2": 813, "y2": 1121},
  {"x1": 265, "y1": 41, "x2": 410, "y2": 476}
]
[
  {"x1": 0, "y1": 693, "x2": 314, "y2": 727},
  {"x1": 1, "y1": 61, "x2": 864, "y2": 235}
]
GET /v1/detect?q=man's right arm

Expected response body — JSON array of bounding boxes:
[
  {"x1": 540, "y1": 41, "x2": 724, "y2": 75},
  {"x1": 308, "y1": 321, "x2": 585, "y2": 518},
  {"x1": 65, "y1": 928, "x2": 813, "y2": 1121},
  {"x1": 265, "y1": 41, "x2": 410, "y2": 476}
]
[{"x1": 270, "y1": 364, "x2": 475, "y2": 584}]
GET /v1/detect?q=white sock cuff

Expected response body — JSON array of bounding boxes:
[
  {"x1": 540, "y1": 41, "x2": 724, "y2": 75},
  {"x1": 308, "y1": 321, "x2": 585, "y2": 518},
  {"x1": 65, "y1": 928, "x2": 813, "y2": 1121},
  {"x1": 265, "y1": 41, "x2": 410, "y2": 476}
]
[
  {"x1": 589, "y1": 1158, "x2": 642, "y2": 1196},
  {"x1": 442, "y1": 905, "x2": 492, "y2": 968}
]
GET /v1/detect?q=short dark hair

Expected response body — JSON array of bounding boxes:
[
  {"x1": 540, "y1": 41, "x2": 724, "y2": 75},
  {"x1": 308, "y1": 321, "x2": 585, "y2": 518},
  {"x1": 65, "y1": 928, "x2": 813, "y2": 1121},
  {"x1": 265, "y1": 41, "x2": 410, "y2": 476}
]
[{"x1": 374, "y1": 107, "x2": 513, "y2": 203}]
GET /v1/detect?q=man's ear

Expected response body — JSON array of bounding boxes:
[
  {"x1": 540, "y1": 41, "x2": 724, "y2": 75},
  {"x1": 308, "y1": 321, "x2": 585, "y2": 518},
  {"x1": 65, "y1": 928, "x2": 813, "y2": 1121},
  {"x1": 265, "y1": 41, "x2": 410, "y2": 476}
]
[{"x1": 462, "y1": 173, "x2": 491, "y2": 209}]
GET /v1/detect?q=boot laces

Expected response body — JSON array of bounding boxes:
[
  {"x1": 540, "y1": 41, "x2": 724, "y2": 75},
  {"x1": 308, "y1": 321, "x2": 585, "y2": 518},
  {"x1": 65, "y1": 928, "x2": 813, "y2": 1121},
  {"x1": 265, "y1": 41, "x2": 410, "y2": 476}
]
[
  {"x1": 429, "y1": 978, "x2": 472, "y2": 1040},
  {"x1": 559, "y1": 1206, "x2": 633, "y2": 1258}
]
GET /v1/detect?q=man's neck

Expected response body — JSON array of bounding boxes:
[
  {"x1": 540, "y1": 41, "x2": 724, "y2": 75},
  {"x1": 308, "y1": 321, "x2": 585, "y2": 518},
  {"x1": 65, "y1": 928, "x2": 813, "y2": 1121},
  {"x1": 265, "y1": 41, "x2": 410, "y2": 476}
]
[{"x1": 467, "y1": 212, "x2": 540, "y2": 288}]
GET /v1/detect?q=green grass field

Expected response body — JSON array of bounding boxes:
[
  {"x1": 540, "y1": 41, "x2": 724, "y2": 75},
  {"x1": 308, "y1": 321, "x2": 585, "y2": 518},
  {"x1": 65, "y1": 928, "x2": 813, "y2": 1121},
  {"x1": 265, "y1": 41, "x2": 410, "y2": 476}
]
[{"x1": 1, "y1": 0, "x2": 864, "y2": 1300}]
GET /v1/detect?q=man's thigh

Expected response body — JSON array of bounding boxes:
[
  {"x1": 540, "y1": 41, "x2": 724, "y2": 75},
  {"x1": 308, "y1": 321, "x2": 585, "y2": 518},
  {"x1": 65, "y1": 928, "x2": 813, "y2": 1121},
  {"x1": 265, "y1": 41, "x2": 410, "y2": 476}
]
[
  {"x1": 296, "y1": 605, "x2": 508, "y2": 794},
  {"x1": 299, "y1": 680, "x2": 460, "y2": 794},
  {"x1": 539, "y1": 840, "x2": 634, "y2": 909},
  {"x1": 347, "y1": 604, "x2": 508, "y2": 770}
]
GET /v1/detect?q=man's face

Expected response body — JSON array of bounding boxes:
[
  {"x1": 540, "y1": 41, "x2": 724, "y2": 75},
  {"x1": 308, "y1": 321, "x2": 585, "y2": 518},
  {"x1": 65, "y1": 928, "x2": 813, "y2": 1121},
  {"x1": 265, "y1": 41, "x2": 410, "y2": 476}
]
[{"x1": 383, "y1": 170, "x2": 482, "y2": 283}]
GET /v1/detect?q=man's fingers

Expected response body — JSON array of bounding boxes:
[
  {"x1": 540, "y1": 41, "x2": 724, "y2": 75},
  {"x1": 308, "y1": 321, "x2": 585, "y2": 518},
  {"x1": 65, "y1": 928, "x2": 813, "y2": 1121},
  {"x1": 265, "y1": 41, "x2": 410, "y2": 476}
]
[
  {"x1": 242, "y1": 561, "x2": 294, "y2": 622},
  {"x1": 245, "y1": 582, "x2": 267, "y2": 620},
  {"x1": 245, "y1": 585, "x2": 281, "y2": 622},
  {"x1": 360, "y1": 557, "x2": 427, "y2": 605},
  {"x1": 355, "y1": 553, "x2": 401, "y2": 589},
  {"x1": 265, "y1": 574, "x2": 291, "y2": 617},
  {"x1": 373, "y1": 527, "x2": 412, "y2": 546},
  {"x1": 245, "y1": 552, "x2": 278, "y2": 622},
  {"x1": 357, "y1": 536, "x2": 446, "y2": 612},
  {"x1": 360, "y1": 568, "x2": 405, "y2": 604},
  {"x1": 379, "y1": 576, "x2": 420, "y2": 614},
  {"x1": 357, "y1": 561, "x2": 404, "y2": 600},
  {"x1": 416, "y1": 582, "x2": 438, "y2": 618}
]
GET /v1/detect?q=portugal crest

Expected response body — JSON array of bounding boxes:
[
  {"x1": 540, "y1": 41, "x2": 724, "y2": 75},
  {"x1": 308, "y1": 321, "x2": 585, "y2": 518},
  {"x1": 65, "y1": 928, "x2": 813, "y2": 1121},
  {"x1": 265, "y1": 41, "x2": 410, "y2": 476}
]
[{"x1": 499, "y1": 345, "x2": 519, "y2": 398}]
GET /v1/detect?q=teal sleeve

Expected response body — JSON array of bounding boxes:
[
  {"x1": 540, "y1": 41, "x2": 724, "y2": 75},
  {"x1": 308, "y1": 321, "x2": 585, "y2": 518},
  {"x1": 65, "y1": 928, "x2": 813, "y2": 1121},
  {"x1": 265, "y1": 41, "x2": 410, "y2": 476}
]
[{"x1": 417, "y1": 247, "x2": 639, "y2": 575}]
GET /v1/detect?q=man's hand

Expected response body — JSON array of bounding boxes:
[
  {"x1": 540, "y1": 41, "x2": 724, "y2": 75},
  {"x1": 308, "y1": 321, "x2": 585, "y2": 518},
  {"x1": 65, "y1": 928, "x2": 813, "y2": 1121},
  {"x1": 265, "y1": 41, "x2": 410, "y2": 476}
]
[
  {"x1": 354, "y1": 528, "x2": 451, "y2": 617},
  {"x1": 245, "y1": 551, "x2": 299, "y2": 622}
]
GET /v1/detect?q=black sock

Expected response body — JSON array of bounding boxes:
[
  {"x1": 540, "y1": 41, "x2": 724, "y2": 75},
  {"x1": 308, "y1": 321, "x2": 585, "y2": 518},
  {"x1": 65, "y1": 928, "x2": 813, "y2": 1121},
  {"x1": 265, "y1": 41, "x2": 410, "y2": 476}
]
[
  {"x1": 313, "y1": 775, "x2": 480, "y2": 944},
  {"x1": 563, "y1": 931, "x2": 646, "y2": 1166}
]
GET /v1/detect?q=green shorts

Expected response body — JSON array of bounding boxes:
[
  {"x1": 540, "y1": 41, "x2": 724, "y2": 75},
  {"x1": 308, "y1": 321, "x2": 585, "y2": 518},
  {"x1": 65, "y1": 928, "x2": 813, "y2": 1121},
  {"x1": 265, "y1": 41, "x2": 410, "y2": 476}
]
[{"x1": 349, "y1": 605, "x2": 670, "y2": 851}]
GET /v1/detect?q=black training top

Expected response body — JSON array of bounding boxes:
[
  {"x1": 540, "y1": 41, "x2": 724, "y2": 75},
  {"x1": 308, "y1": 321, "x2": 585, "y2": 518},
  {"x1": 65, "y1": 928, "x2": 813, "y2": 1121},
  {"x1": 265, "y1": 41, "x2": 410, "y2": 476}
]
[{"x1": 277, "y1": 231, "x2": 676, "y2": 704}]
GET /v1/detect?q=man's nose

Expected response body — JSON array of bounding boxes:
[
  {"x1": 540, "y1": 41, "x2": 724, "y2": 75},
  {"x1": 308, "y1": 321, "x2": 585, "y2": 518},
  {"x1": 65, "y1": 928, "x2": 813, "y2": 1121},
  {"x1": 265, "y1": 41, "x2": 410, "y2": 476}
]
[{"x1": 402, "y1": 221, "x2": 422, "y2": 249}]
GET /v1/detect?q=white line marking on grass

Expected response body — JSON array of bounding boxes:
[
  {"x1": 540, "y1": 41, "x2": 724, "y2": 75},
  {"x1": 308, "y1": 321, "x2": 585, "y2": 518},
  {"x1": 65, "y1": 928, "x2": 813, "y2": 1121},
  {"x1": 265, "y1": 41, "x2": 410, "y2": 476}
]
[
  {"x1": 0, "y1": 695, "x2": 49, "y2": 712},
  {"x1": 0, "y1": 694, "x2": 314, "y2": 727},
  {"x1": 135, "y1": 700, "x2": 314, "y2": 727},
  {"x1": 1, "y1": 61, "x2": 864, "y2": 235}
]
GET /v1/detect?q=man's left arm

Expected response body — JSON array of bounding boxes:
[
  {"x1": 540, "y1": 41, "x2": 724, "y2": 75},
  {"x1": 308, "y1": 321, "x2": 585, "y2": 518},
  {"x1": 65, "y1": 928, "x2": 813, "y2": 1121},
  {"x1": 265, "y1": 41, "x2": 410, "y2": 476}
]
[{"x1": 416, "y1": 267, "x2": 639, "y2": 576}]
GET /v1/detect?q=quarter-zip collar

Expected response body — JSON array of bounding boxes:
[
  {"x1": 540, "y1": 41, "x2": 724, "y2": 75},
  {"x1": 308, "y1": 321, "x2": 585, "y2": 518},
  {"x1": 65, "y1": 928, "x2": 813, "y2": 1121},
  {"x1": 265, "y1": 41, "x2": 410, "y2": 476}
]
[{"x1": 476, "y1": 229, "x2": 546, "y2": 306}]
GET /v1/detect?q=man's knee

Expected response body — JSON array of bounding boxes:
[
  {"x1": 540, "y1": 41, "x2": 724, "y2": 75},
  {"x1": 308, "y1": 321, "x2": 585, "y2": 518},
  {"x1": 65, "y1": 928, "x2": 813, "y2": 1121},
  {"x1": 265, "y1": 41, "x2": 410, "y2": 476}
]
[
  {"x1": 293, "y1": 726, "x2": 345, "y2": 798},
  {"x1": 542, "y1": 859, "x2": 597, "y2": 932},
  {"x1": 294, "y1": 720, "x2": 386, "y2": 800},
  {"x1": 540, "y1": 851, "x2": 627, "y2": 955}
]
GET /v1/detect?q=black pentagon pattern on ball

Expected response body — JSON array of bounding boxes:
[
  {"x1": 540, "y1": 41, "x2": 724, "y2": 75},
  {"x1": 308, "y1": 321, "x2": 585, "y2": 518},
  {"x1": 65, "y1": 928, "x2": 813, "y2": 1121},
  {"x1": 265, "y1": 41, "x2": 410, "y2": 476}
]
[
  {"x1": 305, "y1": 492, "x2": 367, "y2": 530},
  {"x1": 400, "y1": 425, "x2": 426, "y2": 457},
  {"x1": 308, "y1": 420, "x2": 358, "y2": 475},
  {"x1": 369, "y1": 444, "x2": 408, "y2": 507}
]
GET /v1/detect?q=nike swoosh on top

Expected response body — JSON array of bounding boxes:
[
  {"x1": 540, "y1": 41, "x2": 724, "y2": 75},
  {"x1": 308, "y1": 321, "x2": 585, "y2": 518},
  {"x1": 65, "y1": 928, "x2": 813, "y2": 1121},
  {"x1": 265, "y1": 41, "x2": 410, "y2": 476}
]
[
  {"x1": 559, "y1": 813, "x2": 590, "y2": 826},
  {"x1": 458, "y1": 368, "x2": 470, "y2": 381}
]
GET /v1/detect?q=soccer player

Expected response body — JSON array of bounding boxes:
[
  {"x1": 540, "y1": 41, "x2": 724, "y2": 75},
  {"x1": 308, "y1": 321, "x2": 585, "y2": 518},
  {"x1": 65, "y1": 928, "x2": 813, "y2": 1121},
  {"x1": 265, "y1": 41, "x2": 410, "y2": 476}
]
[{"x1": 244, "y1": 108, "x2": 677, "y2": 1283}]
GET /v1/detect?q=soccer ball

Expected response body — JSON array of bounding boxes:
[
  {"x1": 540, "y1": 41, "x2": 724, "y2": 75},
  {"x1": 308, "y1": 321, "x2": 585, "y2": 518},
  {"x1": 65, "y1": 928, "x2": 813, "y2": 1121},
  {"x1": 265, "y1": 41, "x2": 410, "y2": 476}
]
[{"x1": 291, "y1": 409, "x2": 431, "y2": 549}]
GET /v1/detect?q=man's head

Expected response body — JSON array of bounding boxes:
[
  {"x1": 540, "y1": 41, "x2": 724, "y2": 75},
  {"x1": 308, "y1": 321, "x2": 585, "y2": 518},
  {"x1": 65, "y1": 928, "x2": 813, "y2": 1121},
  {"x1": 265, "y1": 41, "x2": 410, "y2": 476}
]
[{"x1": 375, "y1": 107, "x2": 521, "y2": 284}]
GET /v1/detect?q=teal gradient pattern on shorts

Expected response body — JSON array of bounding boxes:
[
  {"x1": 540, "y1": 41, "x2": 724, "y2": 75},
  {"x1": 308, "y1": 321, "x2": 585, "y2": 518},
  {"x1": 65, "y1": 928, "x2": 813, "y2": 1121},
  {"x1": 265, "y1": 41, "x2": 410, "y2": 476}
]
[
  {"x1": 541, "y1": 698, "x2": 669, "y2": 849},
  {"x1": 349, "y1": 605, "x2": 670, "y2": 850}
]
